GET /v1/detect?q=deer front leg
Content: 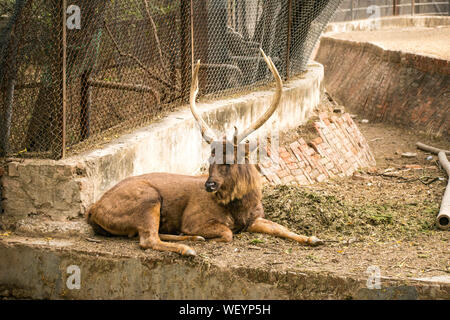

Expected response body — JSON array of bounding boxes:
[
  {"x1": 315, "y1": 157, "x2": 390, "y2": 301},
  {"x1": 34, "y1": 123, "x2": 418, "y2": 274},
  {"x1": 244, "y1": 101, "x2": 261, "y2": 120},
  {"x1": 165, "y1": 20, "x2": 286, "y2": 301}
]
[
  {"x1": 159, "y1": 234, "x2": 206, "y2": 242},
  {"x1": 138, "y1": 204, "x2": 197, "y2": 256},
  {"x1": 182, "y1": 223, "x2": 233, "y2": 243},
  {"x1": 247, "y1": 218, "x2": 324, "y2": 246}
]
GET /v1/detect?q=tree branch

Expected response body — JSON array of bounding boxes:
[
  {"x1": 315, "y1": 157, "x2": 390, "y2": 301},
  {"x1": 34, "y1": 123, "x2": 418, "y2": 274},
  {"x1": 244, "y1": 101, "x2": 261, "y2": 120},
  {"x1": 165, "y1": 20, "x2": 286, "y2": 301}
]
[
  {"x1": 103, "y1": 20, "x2": 176, "y2": 93},
  {"x1": 143, "y1": 0, "x2": 168, "y2": 75}
]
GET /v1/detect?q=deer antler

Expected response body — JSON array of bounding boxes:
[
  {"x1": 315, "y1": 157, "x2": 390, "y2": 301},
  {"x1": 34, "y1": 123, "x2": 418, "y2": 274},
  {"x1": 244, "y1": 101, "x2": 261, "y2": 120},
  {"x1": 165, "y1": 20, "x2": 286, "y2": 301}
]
[
  {"x1": 190, "y1": 60, "x2": 217, "y2": 144},
  {"x1": 190, "y1": 49, "x2": 282, "y2": 146},
  {"x1": 236, "y1": 48, "x2": 282, "y2": 144}
]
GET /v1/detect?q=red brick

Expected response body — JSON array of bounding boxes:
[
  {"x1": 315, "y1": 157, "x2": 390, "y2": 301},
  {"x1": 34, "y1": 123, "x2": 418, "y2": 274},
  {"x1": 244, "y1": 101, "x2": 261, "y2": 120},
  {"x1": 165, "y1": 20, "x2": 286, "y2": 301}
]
[
  {"x1": 306, "y1": 148, "x2": 316, "y2": 156},
  {"x1": 310, "y1": 169, "x2": 320, "y2": 178},
  {"x1": 276, "y1": 170, "x2": 289, "y2": 178},
  {"x1": 261, "y1": 160, "x2": 272, "y2": 168},
  {"x1": 325, "y1": 162, "x2": 335, "y2": 170},
  {"x1": 296, "y1": 175, "x2": 310, "y2": 185},
  {"x1": 290, "y1": 168, "x2": 303, "y2": 176},
  {"x1": 316, "y1": 174, "x2": 327, "y2": 183},
  {"x1": 319, "y1": 112, "x2": 330, "y2": 122},
  {"x1": 272, "y1": 175, "x2": 282, "y2": 185},
  {"x1": 286, "y1": 162, "x2": 299, "y2": 170},
  {"x1": 289, "y1": 141, "x2": 300, "y2": 150},
  {"x1": 281, "y1": 175, "x2": 295, "y2": 184},
  {"x1": 279, "y1": 151, "x2": 291, "y2": 159}
]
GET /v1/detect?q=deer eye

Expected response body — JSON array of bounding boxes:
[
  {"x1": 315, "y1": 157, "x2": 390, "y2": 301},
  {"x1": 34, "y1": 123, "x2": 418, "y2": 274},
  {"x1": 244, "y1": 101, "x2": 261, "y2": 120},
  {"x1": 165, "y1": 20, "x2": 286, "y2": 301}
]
[{"x1": 218, "y1": 164, "x2": 229, "y2": 174}]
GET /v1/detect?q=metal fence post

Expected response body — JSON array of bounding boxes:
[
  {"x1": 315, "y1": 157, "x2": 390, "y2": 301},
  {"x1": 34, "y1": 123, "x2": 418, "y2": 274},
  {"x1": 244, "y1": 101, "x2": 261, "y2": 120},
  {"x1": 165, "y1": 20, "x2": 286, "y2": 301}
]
[
  {"x1": 190, "y1": 0, "x2": 194, "y2": 75},
  {"x1": 350, "y1": 0, "x2": 354, "y2": 20},
  {"x1": 285, "y1": 0, "x2": 292, "y2": 80},
  {"x1": 61, "y1": 0, "x2": 67, "y2": 158},
  {"x1": 180, "y1": 0, "x2": 189, "y2": 101},
  {"x1": 80, "y1": 70, "x2": 91, "y2": 141}
]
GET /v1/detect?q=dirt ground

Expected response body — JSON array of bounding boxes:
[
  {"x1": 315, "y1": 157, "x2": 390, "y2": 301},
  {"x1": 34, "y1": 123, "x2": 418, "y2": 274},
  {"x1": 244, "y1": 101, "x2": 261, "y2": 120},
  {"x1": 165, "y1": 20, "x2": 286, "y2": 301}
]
[
  {"x1": 330, "y1": 26, "x2": 450, "y2": 60},
  {"x1": 190, "y1": 101, "x2": 450, "y2": 281}
]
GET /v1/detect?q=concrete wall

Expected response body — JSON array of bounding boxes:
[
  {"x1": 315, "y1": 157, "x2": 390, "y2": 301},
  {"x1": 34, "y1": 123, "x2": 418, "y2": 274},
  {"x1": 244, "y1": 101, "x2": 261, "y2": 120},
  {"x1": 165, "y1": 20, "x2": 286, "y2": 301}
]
[
  {"x1": 325, "y1": 15, "x2": 450, "y2": 33},
  {"x1": 1, "y1": 63, "x2": 324, "y2": 220},
  {"x1": 1, "y1": 236, "x2": 448, "y2": 299}
]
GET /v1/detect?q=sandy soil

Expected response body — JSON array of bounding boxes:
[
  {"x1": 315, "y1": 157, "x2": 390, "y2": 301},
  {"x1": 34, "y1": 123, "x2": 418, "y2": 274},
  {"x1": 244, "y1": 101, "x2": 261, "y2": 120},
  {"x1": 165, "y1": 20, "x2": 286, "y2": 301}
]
[{"x1": 330, "y1": 26, "x2": 450, "y2": 60}]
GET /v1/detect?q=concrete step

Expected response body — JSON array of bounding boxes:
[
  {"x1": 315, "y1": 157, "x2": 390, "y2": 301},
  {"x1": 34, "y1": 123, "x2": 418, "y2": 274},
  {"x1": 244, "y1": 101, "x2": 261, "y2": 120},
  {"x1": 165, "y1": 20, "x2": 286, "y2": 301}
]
[{"x1": 1, "y1": 234, "x2": 448, "y2": 299}]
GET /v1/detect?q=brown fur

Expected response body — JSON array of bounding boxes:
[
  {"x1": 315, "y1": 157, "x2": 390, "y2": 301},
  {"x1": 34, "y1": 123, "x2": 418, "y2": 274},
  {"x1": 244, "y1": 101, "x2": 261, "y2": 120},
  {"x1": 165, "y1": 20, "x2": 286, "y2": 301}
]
[{"x1": 86, "y1": 143, "x2": 323, "y2": 256}]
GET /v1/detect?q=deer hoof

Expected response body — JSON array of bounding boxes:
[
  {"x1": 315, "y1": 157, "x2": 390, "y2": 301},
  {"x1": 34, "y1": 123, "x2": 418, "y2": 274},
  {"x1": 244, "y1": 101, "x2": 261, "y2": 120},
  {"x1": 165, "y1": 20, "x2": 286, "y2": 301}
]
[
  {"x1": 308, "y1": 236, "x2": 324, "y2": 246},
  {"x1": 183, "y1": 248, "x2": 197, "y2": 256},
  {"x1": 194, "y1": 236, "x2": 206, "y2": 241}
]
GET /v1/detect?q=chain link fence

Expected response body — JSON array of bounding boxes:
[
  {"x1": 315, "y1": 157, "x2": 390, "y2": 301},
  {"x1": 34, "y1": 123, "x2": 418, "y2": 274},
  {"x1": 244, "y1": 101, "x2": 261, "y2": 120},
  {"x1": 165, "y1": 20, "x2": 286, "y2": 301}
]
[{"x1": 1, "y1": 0, "x2": 342, "y2": 160}]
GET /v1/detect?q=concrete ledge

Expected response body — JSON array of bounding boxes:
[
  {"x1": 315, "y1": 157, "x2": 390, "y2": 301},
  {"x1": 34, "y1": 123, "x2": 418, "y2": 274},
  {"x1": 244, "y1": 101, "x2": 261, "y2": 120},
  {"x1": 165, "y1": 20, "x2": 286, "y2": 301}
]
[
  {"x1": 1, "y1": 63, "x2": 323, "y2": 219},
  {"x1": 324, "y1": 16, "x2": 450, "y2": 33},
  {"x1": 0, "y1": 235, "x2": 448, "y2": 299}
]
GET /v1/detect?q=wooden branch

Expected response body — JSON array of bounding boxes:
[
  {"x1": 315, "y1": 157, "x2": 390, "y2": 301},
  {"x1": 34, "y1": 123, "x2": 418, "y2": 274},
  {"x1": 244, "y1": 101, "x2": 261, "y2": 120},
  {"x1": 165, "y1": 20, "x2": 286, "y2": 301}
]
[
  {"x1": 88, "y1": 79, "x2": 160, "y2": 104},
  {"x1": 199, "y1": 63, "x2": 244, "y2": 82},
  {"x1": 142, "y1": 0, "x2": 168, "y2": 74},
  {"x1": 11, "y1": 82, "x2": 42, "y2": 90},
  {"x1": 103, "y1": 21, "x2": 176, "y2": 92},
  {"x1": 417, "y1": 142, "x2": 450, "y2": 230}
]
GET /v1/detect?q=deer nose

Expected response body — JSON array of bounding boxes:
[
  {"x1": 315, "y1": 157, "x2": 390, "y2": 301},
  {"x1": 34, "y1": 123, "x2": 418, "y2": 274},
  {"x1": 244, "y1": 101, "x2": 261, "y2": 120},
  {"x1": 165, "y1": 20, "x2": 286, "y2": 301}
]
[{"x1": 205, "y1": 181, "x2": 218, "y2": 192}]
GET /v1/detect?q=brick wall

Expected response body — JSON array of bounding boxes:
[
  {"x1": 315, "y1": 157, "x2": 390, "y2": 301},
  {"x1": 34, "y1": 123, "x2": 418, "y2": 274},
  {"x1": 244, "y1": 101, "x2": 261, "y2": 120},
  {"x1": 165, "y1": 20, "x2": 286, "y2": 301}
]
[
  {"x1": 315, "y1": 37, "x2": 449, "y2": 138},
  {"x1": 258, "y1": 112, "x2": 375, "y2": 185}
]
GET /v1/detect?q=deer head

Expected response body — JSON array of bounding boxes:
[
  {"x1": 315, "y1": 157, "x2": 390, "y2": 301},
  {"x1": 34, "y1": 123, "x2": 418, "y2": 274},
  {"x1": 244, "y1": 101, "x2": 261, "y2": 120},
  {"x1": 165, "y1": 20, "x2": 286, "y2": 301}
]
[{"x1": 190, "y1": 49, "x2": 282, "y2": 198}]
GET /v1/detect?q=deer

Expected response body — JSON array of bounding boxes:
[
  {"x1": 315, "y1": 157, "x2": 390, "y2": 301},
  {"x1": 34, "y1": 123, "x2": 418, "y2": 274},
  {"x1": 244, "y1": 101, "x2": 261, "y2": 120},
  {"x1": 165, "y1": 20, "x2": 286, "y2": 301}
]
[{"x1": 86, "y1": 49, "x2": 324, "y2": 256}]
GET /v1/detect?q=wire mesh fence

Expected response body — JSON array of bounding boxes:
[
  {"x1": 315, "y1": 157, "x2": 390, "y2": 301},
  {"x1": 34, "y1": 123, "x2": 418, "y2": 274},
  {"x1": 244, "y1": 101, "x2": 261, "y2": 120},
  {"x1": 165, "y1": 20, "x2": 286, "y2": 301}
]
[{"x1": 1, "y1": 0, "x2": 342, "y2": 160}]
